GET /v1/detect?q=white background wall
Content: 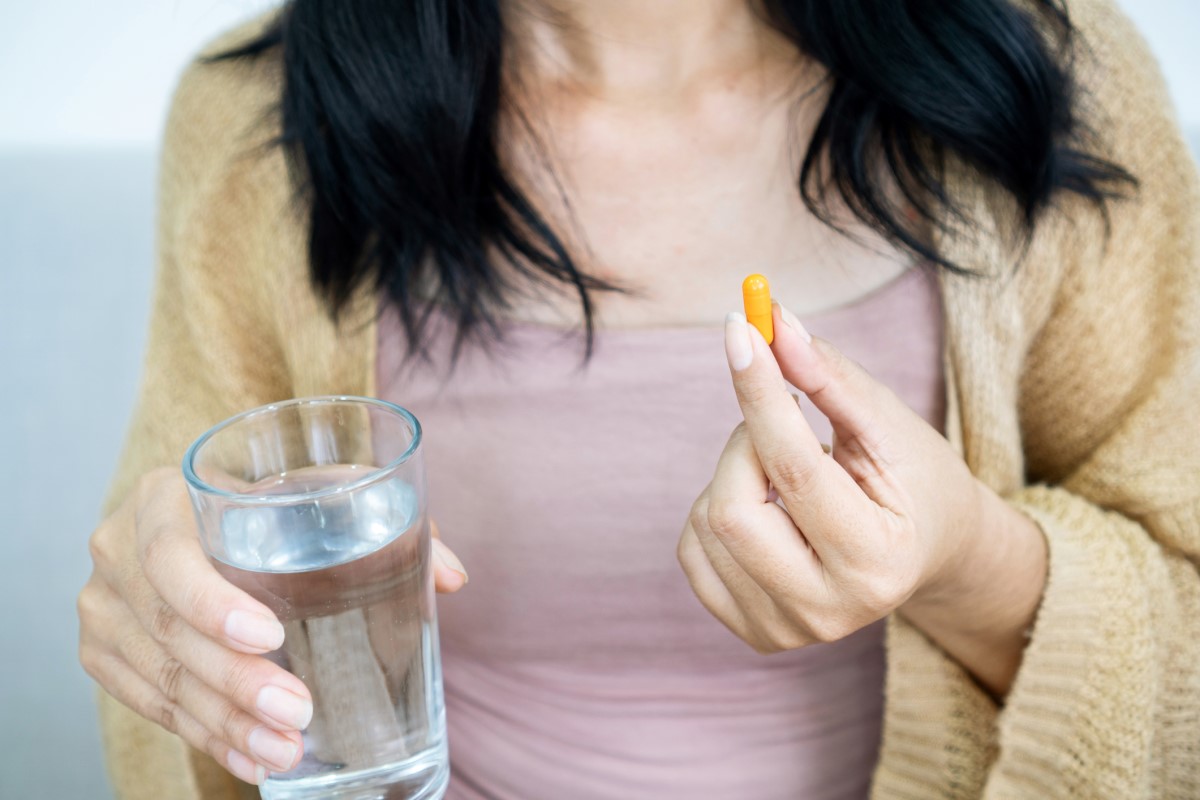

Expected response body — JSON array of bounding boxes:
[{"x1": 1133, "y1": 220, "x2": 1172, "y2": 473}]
[
  {"x1": 0, "y1": 2, "x2": 1196, "y2": 799},
  {"x1": 0, "y1": 0, "x2": 276, "y2": 148},
  {"x1": 0, "y1": 0, "x2": 1197, "y2": 149}
]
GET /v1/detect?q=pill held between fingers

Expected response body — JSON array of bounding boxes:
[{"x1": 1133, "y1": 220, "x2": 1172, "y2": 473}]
[{"x1": 742, "y1": 274, "x2": 774, "y2": 345}]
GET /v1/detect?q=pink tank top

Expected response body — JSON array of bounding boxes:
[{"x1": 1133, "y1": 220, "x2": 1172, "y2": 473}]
[{"x1": 376, "y1": 268, "x2": 944, "y2": 800}]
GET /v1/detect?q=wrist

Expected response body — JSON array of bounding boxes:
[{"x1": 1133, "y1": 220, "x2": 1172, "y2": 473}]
[{"x1": 901, "y1": 482, "x2": 1048, "y2": 697}]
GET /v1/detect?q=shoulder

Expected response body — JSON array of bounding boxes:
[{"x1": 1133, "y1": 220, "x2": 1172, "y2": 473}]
[
  {"x1": 156, "y1": 12, "x2": 376, "y2": 394},
  {"x1": 166, "y1": 11, "x2": 285, "y2": 165},
  {"x1": 161, "y1": 11, "x2": 287, "y2": 197},
  {"x1": 1050, "y1": 0, "x2": 1195, "y2": 281},
  {"x1": 1010, "y1": 0, "x2": 1200, "y2": 478},
  {"x1": 961, "y1": 0, "x2": 1194, "y2": 292},
  {"x1": 1060, "y1": 0, "x2": 1180, "y2": 176},
  {"x1": 157, "y1": 12, "x2": 304, "y2": 302}
]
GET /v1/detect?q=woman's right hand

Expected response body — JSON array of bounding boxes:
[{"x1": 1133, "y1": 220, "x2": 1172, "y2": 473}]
[
  {"x1": 79, "y1": 467, "x2": 469, "y2": 785},
  {"x1": 78, "y1": 467, "x2": 310, "y2": 785}
]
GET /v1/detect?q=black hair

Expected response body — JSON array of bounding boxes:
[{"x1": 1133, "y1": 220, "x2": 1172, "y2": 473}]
[{"x1": 214, "y1": 0, "x2": 1133, "y2": 357}]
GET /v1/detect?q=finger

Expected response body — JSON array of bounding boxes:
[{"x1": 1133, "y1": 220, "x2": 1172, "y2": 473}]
[
  {"x1": 724, "y1": 312, "x2": 869, "y2": 546},
  {"x1": 705, "y1": 426, "x2": 826, "y2": 594},
  {"x1": 431, "y1": 535, "x2": 468, "y2": 593},
  {"x1": 676, "y1": 518, "x2": 754, "y2": 641},
  {"x1": 112, "y1": 573, "x2": 313, "y2": 732},
  {"x1": 89, "y1": 575, "x2": 310, "y2": 731},
  {"x1": 770, "y1": 302, "x2": 899, "y2": 462},
  {"x1": 687, "y1": 489, "x2": 776, "y2": 607},
  {"x1": 132, "y1": 480, "x2": 286, "y2": 654},
  {"x1": 725, "y1": 311, "x2": 825, "y2": 473},
  {"x1": 86, "y1": 652, "x2": 268, "y2": 786},
  {"x1": 112, "y1": 623, "x2": 304, "y2": 774},
  {"x1": 680, "y1": 514, "x2": 816, "y2": 654},
  {"x1": 123, "y1": 645, "x2": 302, "y2": 774}
]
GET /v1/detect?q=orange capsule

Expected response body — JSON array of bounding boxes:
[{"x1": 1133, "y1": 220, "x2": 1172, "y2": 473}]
[{"x1": 742, "y1": 273, "x2": 774, "y2": 345}]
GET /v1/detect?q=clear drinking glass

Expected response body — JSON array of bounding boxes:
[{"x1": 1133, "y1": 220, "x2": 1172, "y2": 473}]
[{"x1": 183, "y1": 396, "x2": 448, "y2": 800}]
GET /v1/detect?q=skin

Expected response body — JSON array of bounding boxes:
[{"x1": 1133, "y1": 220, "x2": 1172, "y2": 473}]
[
  {"x1": 677, "y1": 307, "x2": 1047, "y2": 698},
  {"x1": 79, "y1": 0, "x2": 1048, "y2": 784},
  {"x1": 78, "y1": 470, "x2": 467, "y2": 785}
]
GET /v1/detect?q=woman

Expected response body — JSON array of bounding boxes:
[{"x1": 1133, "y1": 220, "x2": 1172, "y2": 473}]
[{"x1": 78, "y1": 0, "x2": 1200, "y2": 797}]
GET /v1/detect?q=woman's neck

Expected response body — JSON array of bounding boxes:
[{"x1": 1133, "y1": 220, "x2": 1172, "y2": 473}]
[{"x1": 503, "y1": 0, "x2": 800, "y2": 104}]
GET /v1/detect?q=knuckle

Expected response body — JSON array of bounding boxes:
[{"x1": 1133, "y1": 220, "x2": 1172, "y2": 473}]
[
  {"x1": 139, "y1": 524, "x2": 173, "y2": 572},
  {"x1": 676, "y1": 528, "x2": 699, "y2": 567},
  {"x1": 87, "y1": 526, "x2": 109, "y2": 568},
  {"x1": 182, "y1": 582, "x2": 219, "y2": 633},
  {"x1": 728, "y1": 421, "x2": 751, "y2": 445},
  {"x1": 115, "y1": 627, "x2": 151, "y2": 669},
  {"x1": 686, "y1": 496, "x2": 710, "y2": 535},
  {"x1": 805, "y1": 614, "x2": 850, "y2": 644},
  {"x1": 220, "y1": 657, "x2": 263, "y2": 704},
  {"x1": 203, "y1": 731, "x2": 230, "y2": 765},
  {"x1": 88, "y1": 519, "x2": 128, "y2": 575},
  {"x1": 156, "y1": 656, "x2": 187, "y2": 701},
  {"x1": 748, "y1": 632, "x2": 783, "y2": 655},
  {"x1": 783, "y1": 628, "x2": 811, "y2": 650},
  {"x1": 741, "y1": 618, "x2": 791, "y2": 655},
  {"x1": 861, "y1": 574, "x2": 908, "y2": 613},
  {"x1": 762, "y1": 620, "x2": 808, "y2": 652},
  {"x1": 79, "y1": 643, "x2": 102, "y2": 680},
  {"x1": 156, "y1": 697, "x2": 183, "y2": 734},
  {"x1": 149, "y1": 600, "x2": 182, "y2": 643},
  {"x1": 769, "y1": 458, "x2": 821, "y2": 498},
  {"x1": 217, "y1": 701, "x2": 249, "y2": 745},
  {"x1": 736, "y1": 380, "x2": 773, "y2": 409},
  {"x1": 705, "y1": 501, "x2": 749, "y2": 541},
  {"x1": 76, "y1": 584, "x2": 99, "y2": 625}
]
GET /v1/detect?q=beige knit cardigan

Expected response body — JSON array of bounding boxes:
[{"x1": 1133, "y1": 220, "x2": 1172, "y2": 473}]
[{"x1": 97, "y1": 0, "x2": 1200, "y2": 797}]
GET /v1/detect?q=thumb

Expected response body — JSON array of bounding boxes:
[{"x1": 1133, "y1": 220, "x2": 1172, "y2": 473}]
[{"x1": 769, "y1": 302, "x2": 900, "y2": 448}]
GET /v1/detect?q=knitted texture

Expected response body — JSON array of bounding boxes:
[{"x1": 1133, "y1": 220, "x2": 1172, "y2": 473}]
[{"x1": 96, "y1": 0, "x2": 1200, "y2": 797}]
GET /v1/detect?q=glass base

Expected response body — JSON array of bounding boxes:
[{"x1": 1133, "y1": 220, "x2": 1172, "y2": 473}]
[{"x1": 259, "y1": 743, "x2": 449, "y2": 800}]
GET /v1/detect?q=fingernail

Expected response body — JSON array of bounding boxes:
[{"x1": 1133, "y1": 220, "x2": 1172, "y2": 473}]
[
  {"x1": 225, "y1": 610, "x2": 285, "y2": 652},
  {"x1": 227, "y1": 749, "x2": 268, "y2": 785},
  {"x1": 775, "y1": 302, "x2": 812, "y2": 343},
  {"x1": 248, "y1": 727, "x2": 298, "y2": 773},
  {"x1": 725, "y1": 312, "x2": 753, "y2": 371},
  {"x1": 257, "y1": 685, "x2": 314, "y2": 730},
  {"x1": 433, "y1": 538, "x2": 468, "y2": 585}
]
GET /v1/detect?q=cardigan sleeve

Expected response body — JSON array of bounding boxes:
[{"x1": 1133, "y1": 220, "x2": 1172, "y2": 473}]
[
  {"x1": 989, "y1": 4, "x2": 1200, "y2": 796},
  {"x1": 98, "y1": 36, "x2": 293, "y2": 800},
  {"x1": 102, "y1": 57, "x2": 291, "y2": 517},
  {"x1": 873, "y1": 2, "x2": 1200, "y2": 797}
]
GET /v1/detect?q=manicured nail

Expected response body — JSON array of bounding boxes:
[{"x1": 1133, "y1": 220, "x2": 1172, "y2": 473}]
[
  {"x1": 725, "y1": 312, "x2": 753, "y2": 371},
  {"x1": 775, "y1": 302, "x2": 812, "y2": 343},
  {"x1": 225, "y1": 610, "x2": 285, "y2": 652},
  {"x1": 256, "y1": 685, "x2": 314, "y2": 731},
  {"x1": 248, "y1": 727, "x2": 298, "y2": 773},
  {"x1": 433, "y1": 538, "x2": 468, "y2": 585},
  {"x1": 227, "y1": 749, "x2": 268, "y2": 785}
]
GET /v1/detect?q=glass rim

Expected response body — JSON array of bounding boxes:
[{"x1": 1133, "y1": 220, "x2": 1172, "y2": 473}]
[{"x1": 182, "y1": 395, "x2": 422, "y2": 505}]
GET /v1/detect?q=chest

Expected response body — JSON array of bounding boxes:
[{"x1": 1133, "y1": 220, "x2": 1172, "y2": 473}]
[{"x1": 500, "y1": 88, "x2": 912, "y2": 328}]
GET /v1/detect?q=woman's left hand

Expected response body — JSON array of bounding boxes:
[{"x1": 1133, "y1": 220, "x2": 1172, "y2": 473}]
[{"x1": 678, "y1": 303, "x2": 1046, "y2": 696}]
